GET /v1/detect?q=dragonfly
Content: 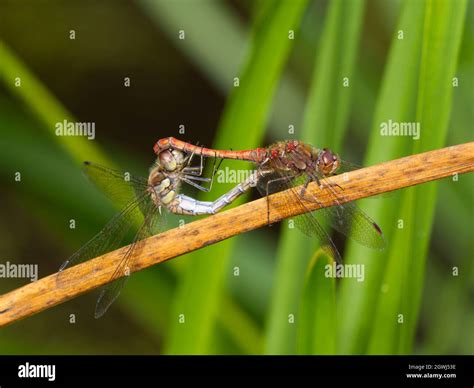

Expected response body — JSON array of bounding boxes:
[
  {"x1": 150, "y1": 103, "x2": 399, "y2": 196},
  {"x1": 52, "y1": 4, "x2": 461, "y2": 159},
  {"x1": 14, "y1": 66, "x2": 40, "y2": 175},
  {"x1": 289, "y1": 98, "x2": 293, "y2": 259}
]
[
  {"x1": 58, "y1": 147, "x2": 252, "y2": 318},
  {"x1": 154, "y1": 137, "x2": 386, "y2": 263}
]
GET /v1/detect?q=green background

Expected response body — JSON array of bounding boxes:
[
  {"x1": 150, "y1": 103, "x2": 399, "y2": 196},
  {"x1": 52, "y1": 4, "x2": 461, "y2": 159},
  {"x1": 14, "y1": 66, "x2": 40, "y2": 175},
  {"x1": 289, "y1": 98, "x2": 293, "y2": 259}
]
[{"x1": 0, "y1": 0, "x2": 472, "y2": 355}]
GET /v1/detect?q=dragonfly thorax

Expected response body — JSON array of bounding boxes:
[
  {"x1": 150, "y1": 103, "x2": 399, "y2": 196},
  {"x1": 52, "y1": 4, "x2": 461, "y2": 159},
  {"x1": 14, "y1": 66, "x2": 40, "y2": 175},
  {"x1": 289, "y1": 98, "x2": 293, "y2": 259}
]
[
  {"x1": 148, "y1": 157, "x2": 184, "y2": 207},
  {"x1": 266, "y1": 141, "x2": 316, "y2": 172}
]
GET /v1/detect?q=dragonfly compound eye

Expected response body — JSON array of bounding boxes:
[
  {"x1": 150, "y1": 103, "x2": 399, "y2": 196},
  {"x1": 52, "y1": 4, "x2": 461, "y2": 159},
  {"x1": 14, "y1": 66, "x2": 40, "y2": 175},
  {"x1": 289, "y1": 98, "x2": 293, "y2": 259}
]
[
  {"x1": 322, "y1": 149, "x2": 333, "y2": 165},
  {"x1": 159, "y1": 150, "x2": 177, "y2": 171},
  {"x1": 318, "y1": 148, "x2": 340, "y2": 175}
]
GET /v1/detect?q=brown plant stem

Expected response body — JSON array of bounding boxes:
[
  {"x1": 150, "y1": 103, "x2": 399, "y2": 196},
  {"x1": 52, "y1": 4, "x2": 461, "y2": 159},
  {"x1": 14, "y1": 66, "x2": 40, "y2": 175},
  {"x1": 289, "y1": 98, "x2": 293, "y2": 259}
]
[{"x1": 0, "y1": 142, "x2": 473, "y2": 327}]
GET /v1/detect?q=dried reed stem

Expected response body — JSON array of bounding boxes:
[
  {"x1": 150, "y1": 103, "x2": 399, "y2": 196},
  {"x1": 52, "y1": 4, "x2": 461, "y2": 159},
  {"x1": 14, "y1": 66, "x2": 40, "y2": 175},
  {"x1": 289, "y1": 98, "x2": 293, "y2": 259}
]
[{"x1": 0, "y1": 142, "x2": 472, "y2": 327}]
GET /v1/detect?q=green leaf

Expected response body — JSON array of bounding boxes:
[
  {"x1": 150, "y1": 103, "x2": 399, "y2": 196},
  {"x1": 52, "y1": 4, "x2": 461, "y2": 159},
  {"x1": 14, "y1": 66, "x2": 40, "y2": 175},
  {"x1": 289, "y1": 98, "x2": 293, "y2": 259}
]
[
  {"x1": 218, "y1": 295, "x2": 263, "y2": 354},
  {"x1": 264, "y1": 0, "x2": 366, "y2": 354},
  {"x1": 368, "y1": 0, "x2": 467, "y2": 354},
  {"x1": 297, "y1": 250, "x2": 336, "y2": 354},
  {"x1": 336, "y1": 0, "x2": 425, "y2": 354},
  {"x1": 0, "y1": 41, "x2": 110, "y2": 165},
  {"x1": 137, "y1": 0, "x2": 305, "y2": 139},
  {"x1": 165, "y1": 0, "x2": 308, "y2": 354}
]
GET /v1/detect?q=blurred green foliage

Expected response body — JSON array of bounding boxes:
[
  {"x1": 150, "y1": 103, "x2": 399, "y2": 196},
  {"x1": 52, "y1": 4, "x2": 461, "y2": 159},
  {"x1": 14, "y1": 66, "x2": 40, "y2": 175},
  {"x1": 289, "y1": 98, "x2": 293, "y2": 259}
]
[
  {"x1": 297, "y1": 251, "x2": 336, "y2": 354},
  {"x1": 337, "y1": 0, "x2": 425, "y2": 354},
  {"x1": 165, "y1": 0, "x2": 308, "y2": 355},
  {"x1": 265, "y1": 0, "x2": 366, "y2": 354},
  {"x1": 0, "y1": 0, "x2": 471, "y2": 355}
]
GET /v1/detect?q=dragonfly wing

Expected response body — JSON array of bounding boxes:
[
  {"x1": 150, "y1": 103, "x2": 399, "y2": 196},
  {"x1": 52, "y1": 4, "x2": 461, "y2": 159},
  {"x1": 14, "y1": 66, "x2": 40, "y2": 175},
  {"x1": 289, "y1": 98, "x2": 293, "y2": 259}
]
[
  {"x1": 94, "y1": 198, "x2": 159, "y2": 318},
  {"x1": 320, "y1": 201, "x2": 386, "y2": 249},
  {"x1": 57, "y1": 194, "x2": 150, "y2": 278},
  {"x1": 335, "y1": 158, "x2": 395, "y2": 199},
  {"x1": 255, "y1": 166, "x2": 341, "y2": 263},
  {"x1": 291, "y1": 209, "x2": 342, "y2": 263},
  {"x1": 335, "y1": 158, "x2": 362, "y2": 174},
  {"x1": 147, "y1": 207, "x2": 167, "y2": 236},
  {"x1": 297, "y1": 172, "x2": 386, "y2": 250},
  {"x1": 94, "y1": 276, "x2": 127, "y2": 319},
  {"x1": 255, "y1": 167, "x2": 298, "y2": 196},
  {"x1": 82, "y1": 161, "x2": 149, "y2": 209}
]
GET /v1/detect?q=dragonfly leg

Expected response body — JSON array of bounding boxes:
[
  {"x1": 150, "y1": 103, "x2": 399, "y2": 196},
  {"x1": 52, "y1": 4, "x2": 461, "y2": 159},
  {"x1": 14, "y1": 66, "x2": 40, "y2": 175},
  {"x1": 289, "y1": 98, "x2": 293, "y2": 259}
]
[
  {"x1": 184, "y1": 144, "x2": 204, "y2": 176},
  {"x1": 188, "y1": 144, "x2": 209, "y2": 177},
  {"x1": 299, "y1": 176, "x2": 312, "y2": 198},
  {"x1": 195, "y1": 146, "x2": 221, "y2": 191},
  {"x1": 311, "y1": 171, "x2": 344, "y2": 192},
  {"x1": 323, "y1": 180, "x2": 344, "y2": 191},
  {"x1": 312, "y1": 174, "x2": 343, "y2": 192},
  {"x1": 182, "y1": 166, "x2": 203, "y2": 175},
  {"x1": 182, "y1": 177, "x2": 212, "y2": 192},
  {"x1": 299, "y1": 176, "x2": 324, "y2": 208},
  {"x1": 195, "y1": 147, "x2": 217, "y2": 192},
  {"x1": 205, "y1": 155, "x2": 226, "y2": 193},
  {"x1": 182, "y1": 147, "x2": 221, "y2": 192},
  {"x1": 184, "y1": 175, "x2": 211, "y2": 182},
  {"x1": 300, "y1": 173, "x2": 345, "y2": 207},
  {"x1": 180, "y1": 145, "x2": 200, "y2": 178},
  {"x1": 264, "y1": 175, "x2": 296, "y2": 226},
  {"x1": 181, "y1": 144, "x2": 210, "y2": 190}
]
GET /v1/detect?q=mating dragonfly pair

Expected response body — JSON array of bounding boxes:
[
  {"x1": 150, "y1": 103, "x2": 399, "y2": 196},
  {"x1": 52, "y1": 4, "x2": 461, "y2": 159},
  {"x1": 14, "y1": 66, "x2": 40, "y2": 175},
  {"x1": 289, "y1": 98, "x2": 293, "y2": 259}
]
[{"x1": 58, "y1": 138, "x2": 385, "y2": 318}]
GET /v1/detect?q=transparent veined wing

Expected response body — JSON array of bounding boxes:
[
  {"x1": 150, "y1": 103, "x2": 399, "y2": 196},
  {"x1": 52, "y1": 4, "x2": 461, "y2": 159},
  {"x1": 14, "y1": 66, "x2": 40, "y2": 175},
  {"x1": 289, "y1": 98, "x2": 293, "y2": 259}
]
[
  {"x1": 94, "y1": 198, "x2": 159, "y2": 318},
  {"x1": 255, "y1": 165, "x2": 342, "y2": 263},
  {"x1": 82, "y1": 161, "x2": 149, "y2": 211},
  {"x1": 333, "y1": 158, "x2": 396, "y2": 199},
  {"x1": 298, "y1": 170, "x2": 386, "y2": 250},
  {"x1": 57, "y1": 193, "x2": 150, "y2": 285}
]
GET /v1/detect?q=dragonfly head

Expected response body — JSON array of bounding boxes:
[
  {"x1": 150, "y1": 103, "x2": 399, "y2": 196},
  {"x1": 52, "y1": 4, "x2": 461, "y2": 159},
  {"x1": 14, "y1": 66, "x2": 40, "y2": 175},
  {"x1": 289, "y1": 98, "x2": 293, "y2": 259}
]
[
  {"x1": 317, "y1": 148, "x2": 340, "y2": 176},
  {"x1": 158, "y1": 149, "x2": 186, "y2": 172}
]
